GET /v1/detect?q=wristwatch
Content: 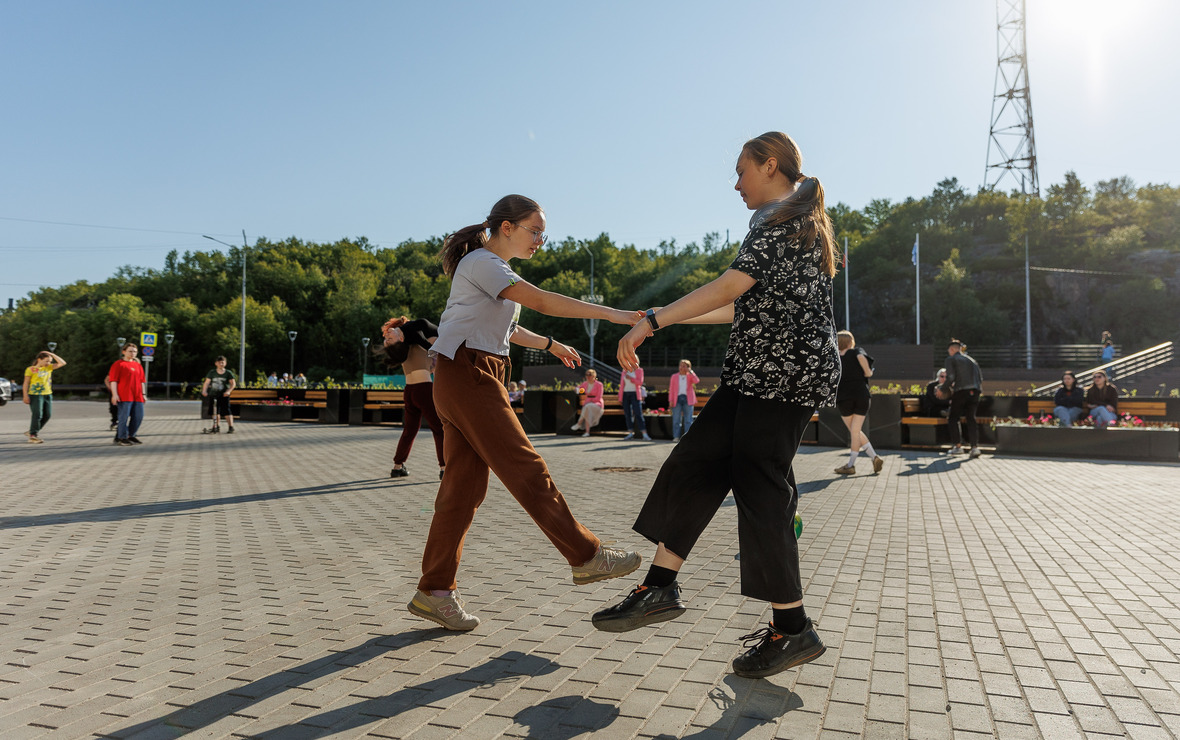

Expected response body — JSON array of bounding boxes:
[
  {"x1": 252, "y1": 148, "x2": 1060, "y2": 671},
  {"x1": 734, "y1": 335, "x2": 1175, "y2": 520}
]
[{"x1": 645, "y1": 309, "x2": 659, "y2": 331}]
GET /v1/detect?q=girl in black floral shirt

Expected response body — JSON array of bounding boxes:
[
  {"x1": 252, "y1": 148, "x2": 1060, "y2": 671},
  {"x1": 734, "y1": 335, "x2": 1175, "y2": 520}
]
[{"x1": 592, "y1": 132, "x2": 840, "y2": 680}]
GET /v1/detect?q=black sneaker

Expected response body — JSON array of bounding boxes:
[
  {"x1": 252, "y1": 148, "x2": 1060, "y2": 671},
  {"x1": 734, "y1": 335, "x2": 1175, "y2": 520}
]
[
  {"x1": 128, "y1": 437, "x2": 143, "y2": 445},
  {"x1": 591, "y1": 582, "x2": 687, "y2": 633},
  {"x1": 202, "y1": 427, "x2": 218, "y2": 434},
  {"x1": 109, "y1": 423, "x2": 117, "y2": 431},
  {"x1": 732, "y1": 619, "x2": 826, "y2": 679},
  {"x1": 391, "y1": 466, "x2": 409, "y2": 478},
  {"x1": 226, "y1": 426, "x2": 234, "y2": 434},
  {"x1": 115, "y1": 438, "x2": 133, "y2": 447}
]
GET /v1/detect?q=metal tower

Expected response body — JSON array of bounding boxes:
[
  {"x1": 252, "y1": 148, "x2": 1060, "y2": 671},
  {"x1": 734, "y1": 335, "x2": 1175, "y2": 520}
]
[{"x1": 985, "y1": 0, "x2": 1039, "y2": 195}]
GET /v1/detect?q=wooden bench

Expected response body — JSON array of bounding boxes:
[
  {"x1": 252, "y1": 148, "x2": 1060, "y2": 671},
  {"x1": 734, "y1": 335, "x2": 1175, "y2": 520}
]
[
  {"x1": 304, "y1": 390, "x2": 328, "y2": 408},
  {"x1": 360, "y1": 390, "x2": 406, "y2": 425},
  {"x1": 900, "y1": 396, "x2": 994, "y2": 448},
  {"x1": 1029, "y1": 398, "x2": 1167, "y2": 418}
]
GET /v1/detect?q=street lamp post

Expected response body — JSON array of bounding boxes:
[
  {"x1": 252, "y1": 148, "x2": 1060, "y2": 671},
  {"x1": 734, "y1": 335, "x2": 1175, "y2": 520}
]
[
  {"x1": 203, "y1": 231, "x2": 249, "y2": 382},
  {"x1": 361, "y1": 337, "x2": 371, "y2": 382},
  {"x1": 164, "y1": 333, "x2": 175, "y2": 399},
  {"x1": 288, "y1": 331, "x2": 298, "y2": 379},
  {"x1": 116, "y1": 337, "x2": 126, "y2": 350}
]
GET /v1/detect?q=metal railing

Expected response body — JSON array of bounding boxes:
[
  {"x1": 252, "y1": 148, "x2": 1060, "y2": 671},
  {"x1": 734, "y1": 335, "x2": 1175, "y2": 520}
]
[{"x1": 1031, "y1": 342, "x2": 1175, "y2": 396}]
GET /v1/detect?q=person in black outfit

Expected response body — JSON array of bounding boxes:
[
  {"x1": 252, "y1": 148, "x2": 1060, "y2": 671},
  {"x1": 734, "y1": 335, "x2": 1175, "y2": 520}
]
[
  {"x1": 937, "y1": 339, "x2": 983, "y2": 457},
  {"x1": 1052, "y1": 371, "x2": 1086, "y2": 427},
  {"x1": 376, "y1": 316, "x2": 445, "y2": 480},
  {"x1": 921, "y1": 369, "x2": 950, "y2": 417},
  {"x1": 591, "y1": 131, "x2": 840, "y2": 680},
  {"x1": 832, "y1": 330, "x2": 883, "y2": 475}
]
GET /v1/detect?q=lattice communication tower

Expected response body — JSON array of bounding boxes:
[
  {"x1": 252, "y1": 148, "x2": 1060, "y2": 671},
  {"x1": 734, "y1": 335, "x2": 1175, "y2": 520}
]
[{"x1": 985, "y1": 0, "x2": 1039, "y2": 195}]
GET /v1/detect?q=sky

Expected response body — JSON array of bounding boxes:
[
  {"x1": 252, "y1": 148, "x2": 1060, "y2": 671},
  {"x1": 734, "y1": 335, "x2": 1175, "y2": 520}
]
[{"x1": 2, "y1": 0, "x2": 1178, "y2": 303}]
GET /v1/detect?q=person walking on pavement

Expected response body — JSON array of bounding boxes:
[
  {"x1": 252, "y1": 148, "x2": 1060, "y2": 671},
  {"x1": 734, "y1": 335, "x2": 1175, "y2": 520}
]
[
  {"x1": 592, "y1": 132, "x2": 841, "y2": 680},
  {"x1": 200, "y1": 355, "x2": 237, "y2": 434},
  {"x1": 109, "y1": 343, "x2": 147, "y2": 446},
  {"x1": 23, "y1": 350, "x2": 67, "y2": 444},
  {"x1": 937, "y1": 338, "x2": 983, "y2": 458},
  {"x1": 832, "y1": 330, "x2": 884, "y2": 475},
  {"x1": 407, "y1": 194, "x2": 645, "y2": 632}
]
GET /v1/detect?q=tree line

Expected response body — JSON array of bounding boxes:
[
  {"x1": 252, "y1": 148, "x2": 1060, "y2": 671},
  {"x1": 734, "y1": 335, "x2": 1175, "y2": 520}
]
[{"x1": 2, "y1": 172, "x2": 1176, "y2": 388}]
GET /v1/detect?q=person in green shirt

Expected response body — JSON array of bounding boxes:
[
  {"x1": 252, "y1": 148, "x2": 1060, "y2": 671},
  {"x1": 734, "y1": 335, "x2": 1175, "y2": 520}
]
[
  {"x1": 200, "y1": 356, "x2": 238, "y2": 434},
  {"x1": 23, "y1": 350, "x2": 67, "y2": 443}
]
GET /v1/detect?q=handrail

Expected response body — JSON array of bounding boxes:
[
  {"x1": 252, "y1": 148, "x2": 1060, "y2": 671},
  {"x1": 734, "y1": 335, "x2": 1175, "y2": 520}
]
[{"x1": 1031, "y1": 341, "x2": 1174, "y2": 396}]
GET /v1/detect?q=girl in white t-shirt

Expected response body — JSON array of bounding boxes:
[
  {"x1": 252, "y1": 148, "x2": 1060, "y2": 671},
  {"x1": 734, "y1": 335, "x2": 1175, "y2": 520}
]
[{"x1": 407, "y1": 194, "x2": 645, "y2": 632}]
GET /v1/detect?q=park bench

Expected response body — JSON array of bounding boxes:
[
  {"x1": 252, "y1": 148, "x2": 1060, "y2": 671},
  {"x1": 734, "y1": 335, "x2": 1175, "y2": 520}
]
[
  {"x1": 358, "y1": 390, "x2": 406, "y2": 425},
  {"x1": 900, "y1": 396, "x2": 994, "y2": 448},
  {"x1": 229, "y1": 389, "x2": 279, "y2": 408}
]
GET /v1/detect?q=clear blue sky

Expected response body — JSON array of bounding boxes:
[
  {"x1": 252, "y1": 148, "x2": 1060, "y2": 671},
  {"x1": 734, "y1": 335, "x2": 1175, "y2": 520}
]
[{"x1": 2, "y1": 0, "x2": 1177, "y2": 302}]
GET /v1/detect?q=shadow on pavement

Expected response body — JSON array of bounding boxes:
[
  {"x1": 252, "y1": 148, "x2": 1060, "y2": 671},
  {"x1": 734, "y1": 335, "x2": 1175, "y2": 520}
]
[
  {"x1": 653, "y1": 675, "x2": 802, "y2": 738},
  {"x1": 251, "y1": 649, "x2": 581, "y2": 739},
  {"x1": 0, "y1": 478, "x2": 389, "y2": 530}
]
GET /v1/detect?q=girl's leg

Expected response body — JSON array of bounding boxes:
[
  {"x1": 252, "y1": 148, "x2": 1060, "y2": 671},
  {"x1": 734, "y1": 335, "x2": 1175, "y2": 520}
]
[
  {"x1": 394, "y1": 385, "x2": 426, "y2": 466},
  {"x1": 730, "y1": 395, "x2": 815, "y2": 606},
  {"x1": 117, "y1": 402, "x2": 131, "y2": 439},
  {"x1": 847, "y1": 414, "x2": 866, "y2": 466},
  {"x1": 633, "y1": 395, "x2": 648, "y2": 433},
  {"x1": 622, "y1": 392, "x2": 635, "y2": 432},
  {"x1": 28, "y1": 395, "x2": 44, "y2": 435},
  {"x1": 129, "y1": 402, "x2": 144, "y2": 437},
  {"x1": 415, "y1": 384, "x2": 446, "y2": 469}
]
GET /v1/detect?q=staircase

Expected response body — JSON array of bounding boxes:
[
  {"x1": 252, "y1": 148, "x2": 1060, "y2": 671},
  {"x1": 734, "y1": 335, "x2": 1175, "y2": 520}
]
[{"x1": 1031, "y1": 342, "x2": 1175, "y2": 396}]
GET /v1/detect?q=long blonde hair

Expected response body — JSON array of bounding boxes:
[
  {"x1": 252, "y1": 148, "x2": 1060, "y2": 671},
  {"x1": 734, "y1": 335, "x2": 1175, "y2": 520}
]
[{"x1": 741, "y1": 132, "x2": 836, "y2": 277}]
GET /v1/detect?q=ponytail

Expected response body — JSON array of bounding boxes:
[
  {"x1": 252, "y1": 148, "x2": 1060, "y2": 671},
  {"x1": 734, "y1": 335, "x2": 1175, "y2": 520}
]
[
  {"x1": 438, "y1": 195, "x2": 543, "y2": 278},
  {"x1": 765, "y1": 175, "x2": 837, "y2": 278},
  {"x1": 439, "y1": 223, "x2": 489, "y2": 279}
]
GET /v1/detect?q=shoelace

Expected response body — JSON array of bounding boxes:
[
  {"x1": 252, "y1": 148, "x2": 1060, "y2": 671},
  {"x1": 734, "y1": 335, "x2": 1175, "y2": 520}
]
[{"x1": 739, "y1": 626, "x2": 779, "y2": 648}]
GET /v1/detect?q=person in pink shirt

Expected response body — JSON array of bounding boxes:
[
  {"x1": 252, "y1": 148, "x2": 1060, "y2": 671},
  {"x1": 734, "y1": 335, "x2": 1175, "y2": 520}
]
[
  {"x1": 571, "y1": 369, "x2": 605, "y2": 437},
  {"x1": 618, "y1": 365, "x2": 651, "y2": 441},
  {"x1": 669, "y1": 359, "x2": 700, "y2": 442}
]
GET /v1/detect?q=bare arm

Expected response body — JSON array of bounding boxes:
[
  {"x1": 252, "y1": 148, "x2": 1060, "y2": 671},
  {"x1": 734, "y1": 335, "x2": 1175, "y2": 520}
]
[
  {"x1": 226, "y1": 378, "x2": 236, "y2": 395},
  {"x1": 511, "y1": 325, "x2": 581, "y2": 370},
  {"x1": 46, "y1": 352, "x2": 67, "y2": 369},
  {"x1": 200, "y1": 378, "x2": 211, "y2": 396},
  {"x1": 22, "y1": 373, "x2": 31, "y2": 404},
  {"x1": 500, "y1": 281, "x2": 642, "y2": 325},
  {"x1": 617, "y1": 269, "x2": 755, "y2": 370},
  {"x1": 857, "y1": 353, "x2": 873, "y2": 378}
]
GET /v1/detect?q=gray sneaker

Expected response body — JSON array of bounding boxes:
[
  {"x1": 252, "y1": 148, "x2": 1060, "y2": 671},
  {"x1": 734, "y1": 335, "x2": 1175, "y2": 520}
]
[
  {"x1": 407, "y1": 590, "x2": 480, "y2": 631},
  {"x1": 572, "y1": 545, "x2": 642, "y2": 585},
  {"x1": 968, "y1": 447, "x2": 982, "y2": 459}
]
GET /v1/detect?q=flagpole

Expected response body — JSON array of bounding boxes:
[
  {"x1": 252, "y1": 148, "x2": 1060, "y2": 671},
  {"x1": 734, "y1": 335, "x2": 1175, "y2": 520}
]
[
  {"x1": 843, "y1": 236, "x2": 850, "y2": 331},
  {"x1": 914, "y1": 233, "x2": 921, "y2": 345}
]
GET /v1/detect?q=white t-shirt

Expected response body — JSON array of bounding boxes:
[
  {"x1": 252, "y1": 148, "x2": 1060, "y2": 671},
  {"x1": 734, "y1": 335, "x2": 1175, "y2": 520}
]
[{"x1": 433, "y1": 248, "x2": 523, "y2": 359}]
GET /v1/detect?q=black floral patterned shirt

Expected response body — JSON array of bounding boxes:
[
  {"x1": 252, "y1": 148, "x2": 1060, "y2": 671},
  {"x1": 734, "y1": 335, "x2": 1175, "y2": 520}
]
[{"x1": 721, "y1": 215, "x2": 840, "y2": 407}]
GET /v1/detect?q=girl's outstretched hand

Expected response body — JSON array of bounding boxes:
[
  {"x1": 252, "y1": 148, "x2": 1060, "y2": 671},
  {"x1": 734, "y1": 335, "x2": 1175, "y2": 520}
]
[
  {"x1": 607, "y1": 308, "x2": 645, "y2": 326},
  {"x1": 550, "y1": 340, "x2": 582, "y2": 370},
  {"x1": 617, "y1": 321, "x2": 653, "y2": 371}
]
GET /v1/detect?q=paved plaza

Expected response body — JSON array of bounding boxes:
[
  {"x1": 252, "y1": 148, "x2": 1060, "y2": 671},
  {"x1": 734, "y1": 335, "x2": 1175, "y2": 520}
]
[{"x1": 2, "y1": 401, "x2": 1179, "y2": 739}]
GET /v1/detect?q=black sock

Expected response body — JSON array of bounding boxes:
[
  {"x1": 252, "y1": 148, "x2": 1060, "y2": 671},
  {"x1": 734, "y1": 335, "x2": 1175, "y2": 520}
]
[
  {"x1": 773, "y1": 606, "x2": 807, "y2": 634},
  {"x1": 642, "y1": 565, "x2": 678, "y2": 589}
]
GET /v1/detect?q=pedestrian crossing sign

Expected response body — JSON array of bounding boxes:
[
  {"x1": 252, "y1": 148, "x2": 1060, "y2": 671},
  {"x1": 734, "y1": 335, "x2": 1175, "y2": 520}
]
[{"x1": 140, "y1": 332, "x2": 158, "y2": 347}]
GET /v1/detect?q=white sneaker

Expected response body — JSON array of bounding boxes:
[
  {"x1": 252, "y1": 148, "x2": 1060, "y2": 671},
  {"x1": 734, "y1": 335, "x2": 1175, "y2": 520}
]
[
  {"x1": 572, "y1": 424, "x2": 581, "y2": 431},
  {"x1": 622, "y1": 433, "x2": 634, "y2": 441},
  {"x1": 582, "y1": 432, "x2": 590, "y2": 437},
  {"x1": 947, "y1": 445, "x2": 964, "y2": 456},
  {"x1": 968, "y1": 447, "x2": 982, "y2": 459},
  {"x1": 642, "y1": 433, "x2": 652, "y2": 441}
]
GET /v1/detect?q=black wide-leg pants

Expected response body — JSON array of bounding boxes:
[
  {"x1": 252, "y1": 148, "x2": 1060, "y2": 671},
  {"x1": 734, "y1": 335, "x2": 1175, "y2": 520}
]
[{"x1": 633, "y1": 383, "x2": 815, "y2": 604}]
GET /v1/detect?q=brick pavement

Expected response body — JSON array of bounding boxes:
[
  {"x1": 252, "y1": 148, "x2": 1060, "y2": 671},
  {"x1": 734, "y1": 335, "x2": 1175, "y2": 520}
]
[{"x1": 1, "y1": 401, "x2": 1178, "y2": 739}]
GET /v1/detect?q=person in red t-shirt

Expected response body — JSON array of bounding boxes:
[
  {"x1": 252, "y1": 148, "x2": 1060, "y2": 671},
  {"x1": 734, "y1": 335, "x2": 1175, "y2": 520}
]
[{"x1": 109, "y1": 343, "x2": 147, "y2": 446}]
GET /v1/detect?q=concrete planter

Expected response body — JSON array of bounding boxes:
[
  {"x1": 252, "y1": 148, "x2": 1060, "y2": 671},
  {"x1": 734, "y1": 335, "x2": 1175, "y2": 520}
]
[{"x1": 995, "y1": 426, "x2": 1180, "y2": 462}]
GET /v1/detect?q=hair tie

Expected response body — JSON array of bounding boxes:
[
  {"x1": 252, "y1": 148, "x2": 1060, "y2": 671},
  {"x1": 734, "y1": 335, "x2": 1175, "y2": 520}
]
[{"x1": 482, "y1": 220, "x2": 489, "y2": 228}]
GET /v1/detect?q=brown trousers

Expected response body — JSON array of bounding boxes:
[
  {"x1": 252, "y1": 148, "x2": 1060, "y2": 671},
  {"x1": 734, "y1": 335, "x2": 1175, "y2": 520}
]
[{"x1": 418, "y1": 345, "x2": 600, "y2": 591}]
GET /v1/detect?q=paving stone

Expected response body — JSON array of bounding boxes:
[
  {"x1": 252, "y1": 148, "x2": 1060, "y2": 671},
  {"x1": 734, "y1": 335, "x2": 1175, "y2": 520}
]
[{"x1": 3, "y1": 401, "x2": 1180, "y2": 738}]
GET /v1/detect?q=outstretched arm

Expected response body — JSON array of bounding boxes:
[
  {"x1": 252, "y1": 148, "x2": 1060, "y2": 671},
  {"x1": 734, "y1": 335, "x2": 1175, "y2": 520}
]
[
  {"x1": 617, "y1": 269, "x2": 755, "y2": 370},
  {"x1": 500, "y1": 281, "x2": 642, "y2": 326}
]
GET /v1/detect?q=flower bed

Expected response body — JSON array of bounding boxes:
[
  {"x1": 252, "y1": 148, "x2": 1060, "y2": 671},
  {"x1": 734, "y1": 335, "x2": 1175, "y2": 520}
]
[{"x1": 993, "y1": 415, "x2": 1179, "y2": 462}]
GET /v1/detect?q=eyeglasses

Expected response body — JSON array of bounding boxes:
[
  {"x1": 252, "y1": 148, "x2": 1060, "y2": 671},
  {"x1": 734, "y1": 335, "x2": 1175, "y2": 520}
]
[{"x1": 516, "y1": 223, "x2": 548, "y2": 245}]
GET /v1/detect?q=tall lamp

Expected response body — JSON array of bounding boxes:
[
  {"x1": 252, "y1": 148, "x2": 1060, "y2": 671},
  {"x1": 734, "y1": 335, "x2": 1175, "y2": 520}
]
[
  {"x1": 288, "y1": 330, "x2": 298, "y2": 379},
  {"x1": 164, "y1": 333, "x2": 175, "y2": 399}
]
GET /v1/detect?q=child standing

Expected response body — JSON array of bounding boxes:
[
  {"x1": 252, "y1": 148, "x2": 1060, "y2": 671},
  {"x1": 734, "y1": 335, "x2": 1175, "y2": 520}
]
[
  {"x1": 23, "y1": 350, "x2": 67, "y2": 443},
  {"x1": 407, "y1": 194, "x2": 644, "y2": 631},
  {"x1": 200, "y1": 355, "x2": 238, "y2": 434},
  {"x1": 593, "y1": 132, "x2": 840, "y2": 680}
]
